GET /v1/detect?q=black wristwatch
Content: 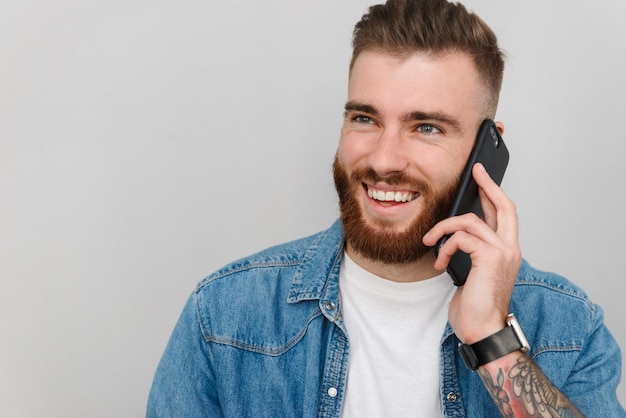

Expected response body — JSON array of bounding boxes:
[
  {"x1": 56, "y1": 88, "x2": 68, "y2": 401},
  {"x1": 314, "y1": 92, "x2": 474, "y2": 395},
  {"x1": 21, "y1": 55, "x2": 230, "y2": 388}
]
[{"x1": 458, "y1": 313, "x2": 530, "y2": 371}]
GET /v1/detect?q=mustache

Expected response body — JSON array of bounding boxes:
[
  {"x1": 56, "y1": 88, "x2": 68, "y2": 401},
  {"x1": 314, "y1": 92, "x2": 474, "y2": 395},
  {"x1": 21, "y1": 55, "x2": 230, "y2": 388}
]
[{"x1": 349, "y1": 166, "x2": 429, "y2": 191}]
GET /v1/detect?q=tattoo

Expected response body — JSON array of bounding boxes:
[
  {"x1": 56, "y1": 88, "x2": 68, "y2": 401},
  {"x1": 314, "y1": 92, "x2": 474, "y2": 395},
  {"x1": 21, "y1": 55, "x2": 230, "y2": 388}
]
[
  {"x1": 479, "y1": 354, "x2": 585, "y2": 417},
  {"x1": 479, "y1": 368, "x2": 515, "y2": 417}
]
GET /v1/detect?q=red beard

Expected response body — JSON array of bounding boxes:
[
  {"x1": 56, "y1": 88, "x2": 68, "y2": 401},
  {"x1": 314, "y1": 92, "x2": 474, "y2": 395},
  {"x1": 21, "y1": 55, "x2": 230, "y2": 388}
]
[{"x1": 333, "y1": 155, "x2": 458, "y2": 264}]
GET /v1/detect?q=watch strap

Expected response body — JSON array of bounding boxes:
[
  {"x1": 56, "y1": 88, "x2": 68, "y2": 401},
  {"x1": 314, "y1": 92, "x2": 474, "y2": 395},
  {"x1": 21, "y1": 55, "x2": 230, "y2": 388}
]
[{"x1": 458, "y1": 314, "x2": 529, "y2": 371}]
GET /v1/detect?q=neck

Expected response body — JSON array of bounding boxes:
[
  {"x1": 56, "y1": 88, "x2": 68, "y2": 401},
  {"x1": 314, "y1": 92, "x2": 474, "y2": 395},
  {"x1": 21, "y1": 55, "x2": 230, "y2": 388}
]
[{"x1": 345, "y1": 244, "x2": 444, "y2": 283}]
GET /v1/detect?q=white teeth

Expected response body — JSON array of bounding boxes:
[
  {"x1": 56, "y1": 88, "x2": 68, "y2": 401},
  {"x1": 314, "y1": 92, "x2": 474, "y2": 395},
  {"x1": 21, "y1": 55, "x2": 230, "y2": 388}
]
[{"x1": 367, "y1": 188, "x2": 417, "y2": 202}]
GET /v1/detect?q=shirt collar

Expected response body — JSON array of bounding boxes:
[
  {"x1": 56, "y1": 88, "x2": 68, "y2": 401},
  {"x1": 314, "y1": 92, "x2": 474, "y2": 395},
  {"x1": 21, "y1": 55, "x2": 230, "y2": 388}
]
[{"x1": 287, "y1": 219, "x2": 344, "y2": 304}]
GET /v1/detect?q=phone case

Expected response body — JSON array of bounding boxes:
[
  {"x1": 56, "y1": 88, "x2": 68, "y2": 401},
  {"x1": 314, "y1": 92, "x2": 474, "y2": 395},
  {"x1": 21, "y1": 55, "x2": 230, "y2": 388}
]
[{"x1": 435, "y1": 119, "x2": 509, "y2": 286}]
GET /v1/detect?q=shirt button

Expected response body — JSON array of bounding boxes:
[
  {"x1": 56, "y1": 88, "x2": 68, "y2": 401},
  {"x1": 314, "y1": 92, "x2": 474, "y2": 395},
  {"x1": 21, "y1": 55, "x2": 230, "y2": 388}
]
[
  {"x1": 328, "y1": 387, "x2": 338, "y2": 398},
  {"x1": 447, "y1": 392, "x2": 457, "y2": 403},
  {"x1": 325, "y1": 301, "x2": 336, "y2": 311}
]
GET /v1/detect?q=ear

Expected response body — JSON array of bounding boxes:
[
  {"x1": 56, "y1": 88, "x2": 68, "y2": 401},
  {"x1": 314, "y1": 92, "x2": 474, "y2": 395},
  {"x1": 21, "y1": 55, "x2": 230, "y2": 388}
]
[{"x1": 494, "y1": 121, "x2": 505, "y2": 135}]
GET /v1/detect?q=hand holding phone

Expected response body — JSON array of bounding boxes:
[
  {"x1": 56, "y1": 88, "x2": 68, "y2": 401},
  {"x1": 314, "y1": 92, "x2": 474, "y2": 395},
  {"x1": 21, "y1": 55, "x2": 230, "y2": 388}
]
[{"x1": 435, "y1": 119, "x2": 509, "y2": 286}]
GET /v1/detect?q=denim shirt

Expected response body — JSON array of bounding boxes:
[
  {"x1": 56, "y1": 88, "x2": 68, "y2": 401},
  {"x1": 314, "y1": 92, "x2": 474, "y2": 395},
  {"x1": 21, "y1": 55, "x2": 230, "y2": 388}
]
[{"x1": 148, "y1": 220, "x2": 625, "y2": 417}]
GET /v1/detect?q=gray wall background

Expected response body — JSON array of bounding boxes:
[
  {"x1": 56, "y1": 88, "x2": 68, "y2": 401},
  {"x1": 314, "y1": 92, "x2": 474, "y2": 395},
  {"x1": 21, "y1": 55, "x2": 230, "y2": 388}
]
[{"x1": 1, "y1": 1, "x2": 624, "y2": 416}]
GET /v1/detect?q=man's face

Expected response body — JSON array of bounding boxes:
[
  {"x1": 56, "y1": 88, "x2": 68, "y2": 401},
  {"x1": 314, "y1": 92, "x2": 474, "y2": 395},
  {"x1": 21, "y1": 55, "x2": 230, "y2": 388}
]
[{"x1": 334, "y1": 49, "x2": 489, "y2": 264}]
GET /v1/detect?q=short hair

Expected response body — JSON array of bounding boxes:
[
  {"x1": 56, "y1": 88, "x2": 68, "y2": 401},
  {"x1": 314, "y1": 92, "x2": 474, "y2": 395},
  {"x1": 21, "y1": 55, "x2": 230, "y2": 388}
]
[{"x1": 351, "y1": 0, "x2": 505, "y2": 115}]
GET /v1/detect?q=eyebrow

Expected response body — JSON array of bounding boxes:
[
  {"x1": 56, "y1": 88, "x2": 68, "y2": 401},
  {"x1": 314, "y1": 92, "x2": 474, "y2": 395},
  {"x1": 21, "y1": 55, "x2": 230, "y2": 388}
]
[
  {"x1": 344, "y1": 101, "x2": 379, "y2": 117},
  {"x1": 344, "y1": 100, "x2": 463, "y2": 134},
  {"x1": 403, "y1": 110, "x2": 463, "y2": 133}
]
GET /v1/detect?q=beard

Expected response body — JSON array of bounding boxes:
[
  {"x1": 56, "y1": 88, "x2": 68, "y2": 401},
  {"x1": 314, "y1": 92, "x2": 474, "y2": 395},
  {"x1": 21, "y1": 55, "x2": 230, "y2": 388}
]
[{"x1": 333, "y1": 155, "x2": 458, "y2": 264}]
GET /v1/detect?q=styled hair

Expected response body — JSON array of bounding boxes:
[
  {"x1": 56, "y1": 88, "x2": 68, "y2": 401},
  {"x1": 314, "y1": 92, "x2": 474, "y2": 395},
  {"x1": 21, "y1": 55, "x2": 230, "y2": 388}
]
[{"x1": 351, "y1": 0, "x2": 505, "y2": 114}]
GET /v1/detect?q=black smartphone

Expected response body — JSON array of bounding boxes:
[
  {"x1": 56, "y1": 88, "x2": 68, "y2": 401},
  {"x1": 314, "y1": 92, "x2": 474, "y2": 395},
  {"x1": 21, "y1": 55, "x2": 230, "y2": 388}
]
[{"x1": 435, "y1": 119, "x2": 509, "y2": 286}]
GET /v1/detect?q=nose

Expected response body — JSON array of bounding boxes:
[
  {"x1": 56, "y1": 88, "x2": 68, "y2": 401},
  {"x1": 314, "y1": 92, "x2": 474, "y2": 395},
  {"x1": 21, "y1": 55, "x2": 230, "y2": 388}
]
[{"x1": 367, "y1": 128, "x2": 409, "y2": 176}]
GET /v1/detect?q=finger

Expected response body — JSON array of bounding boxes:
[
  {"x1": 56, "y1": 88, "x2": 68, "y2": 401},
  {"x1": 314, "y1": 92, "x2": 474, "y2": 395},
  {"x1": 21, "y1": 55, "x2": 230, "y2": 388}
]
[
  {"x1": 427, "y1": 215, "x2": 519, "y2": 279},
  {"x1": 423, "y1": 212, "x2": 499, "y2": 249},
  {"x1": 478, "y1": 187, "x2": 497, "y2": 231},
  {"x1": 472, "y1": 163, "x2": 518, "y2": 243},
  {"x1": 431, "y1": 230, "x2": 479, "y2": 270},
  {"x1": 435, "y1": 223, "x2": 520, "y2": 291}
]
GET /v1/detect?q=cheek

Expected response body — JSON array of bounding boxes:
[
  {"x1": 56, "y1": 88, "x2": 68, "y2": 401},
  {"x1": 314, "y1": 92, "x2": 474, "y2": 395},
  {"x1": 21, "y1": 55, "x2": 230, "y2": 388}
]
[
  {"x1": 336, "y1": 134, "x2": 365, "y2": 168},
  {"x1": 416, "y1": 148, "x2": 468, "y2": 189}
]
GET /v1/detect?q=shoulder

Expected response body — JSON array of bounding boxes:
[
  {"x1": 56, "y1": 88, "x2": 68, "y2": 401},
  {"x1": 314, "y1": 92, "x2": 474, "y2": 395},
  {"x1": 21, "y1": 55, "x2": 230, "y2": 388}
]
[
  {"x1": 194, "y1": 230, "x2": 322, "y2": 300},
  {"x1": 186, "y1": 222, "x2": 344, "y2": 353},
  {"x1": 196, "y1": 221, "x2": 342, "y2": 290},
  {"x1": 513, "y1": 259, "x2": 595, "y2": 314},
  {"x1": 511, "y1": 259, "x2": 601, "y2": 353},
  {"x1": 196, "y1": 220, "x2": 344, "y2": 292},
  {"x1": 511, "y1": 263, "x2": 624, "y2": 413},
  {"x1": 190, "y1": 220, "x2": 343, "y2": 323}
]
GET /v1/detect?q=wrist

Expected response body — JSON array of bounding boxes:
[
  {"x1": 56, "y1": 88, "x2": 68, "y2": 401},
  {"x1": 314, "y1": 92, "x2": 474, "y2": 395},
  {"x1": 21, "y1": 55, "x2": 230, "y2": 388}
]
[
  {"x1": 460, "y1": 318, "x2": 507, "y2": 345},
  {"x1": 458, "y1": 313, "x2": 530, "y2": 371}
]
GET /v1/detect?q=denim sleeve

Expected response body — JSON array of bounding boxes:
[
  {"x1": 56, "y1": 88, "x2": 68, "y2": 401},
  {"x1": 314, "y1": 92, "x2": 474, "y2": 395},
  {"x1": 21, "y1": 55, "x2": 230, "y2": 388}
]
[
  {"x1": 146, "y1": 292, "x2": 223, "y2": 418},
  {"x1": 563, "y1": 304, "x2": 626, "y2": 417}
]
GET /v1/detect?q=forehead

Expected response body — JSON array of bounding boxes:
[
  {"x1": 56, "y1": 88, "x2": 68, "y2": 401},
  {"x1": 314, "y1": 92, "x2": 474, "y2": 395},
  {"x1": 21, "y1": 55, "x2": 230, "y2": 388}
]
[{"x1": 348, "y1": 49, "x2": 489, "y2": 121}]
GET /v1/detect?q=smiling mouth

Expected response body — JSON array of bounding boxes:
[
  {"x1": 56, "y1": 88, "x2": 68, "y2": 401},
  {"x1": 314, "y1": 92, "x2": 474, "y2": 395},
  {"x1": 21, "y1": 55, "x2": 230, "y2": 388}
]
[{"x1": 366, "y1": 185, "x2": 419, "y2": 203}]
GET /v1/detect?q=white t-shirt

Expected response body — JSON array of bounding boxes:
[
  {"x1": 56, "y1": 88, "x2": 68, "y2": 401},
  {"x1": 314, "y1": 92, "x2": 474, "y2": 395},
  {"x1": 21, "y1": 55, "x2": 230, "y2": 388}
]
[{"x1": 339, "y1": 252, "x2": 456, "y2": 418}]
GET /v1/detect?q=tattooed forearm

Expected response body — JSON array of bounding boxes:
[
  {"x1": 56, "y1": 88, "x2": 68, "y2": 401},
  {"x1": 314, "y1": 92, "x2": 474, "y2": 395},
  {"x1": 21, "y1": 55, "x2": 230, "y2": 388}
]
[
  {"x1": 479, "y1": 367, "x2": 515, "y2": 417},
  {"x1": 478, "y1": 353, "x2": 585, "y2": 417}
]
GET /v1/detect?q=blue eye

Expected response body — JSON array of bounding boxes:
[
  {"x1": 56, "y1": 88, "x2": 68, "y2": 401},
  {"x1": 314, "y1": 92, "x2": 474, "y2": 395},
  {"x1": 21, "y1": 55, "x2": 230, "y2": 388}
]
[
  {"x1": 353, "y1": 115, "x2": 375, "y2": 124},
  {"x1": 417, "y1": 124, "x2": 441, "y2": 134}
]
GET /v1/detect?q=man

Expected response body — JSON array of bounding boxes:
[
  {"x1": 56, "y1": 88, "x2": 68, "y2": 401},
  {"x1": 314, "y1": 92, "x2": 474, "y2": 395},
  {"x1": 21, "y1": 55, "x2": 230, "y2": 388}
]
[{"x1": 147, "y1": 0, "x2": 625, "y2": 416}]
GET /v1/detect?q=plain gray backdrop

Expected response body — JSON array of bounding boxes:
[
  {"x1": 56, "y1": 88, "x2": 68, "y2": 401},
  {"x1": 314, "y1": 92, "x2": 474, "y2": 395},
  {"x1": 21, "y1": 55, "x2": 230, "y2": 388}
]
[{"x1": 1, "y1": 1, "x2": 625, "y2": 416}]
